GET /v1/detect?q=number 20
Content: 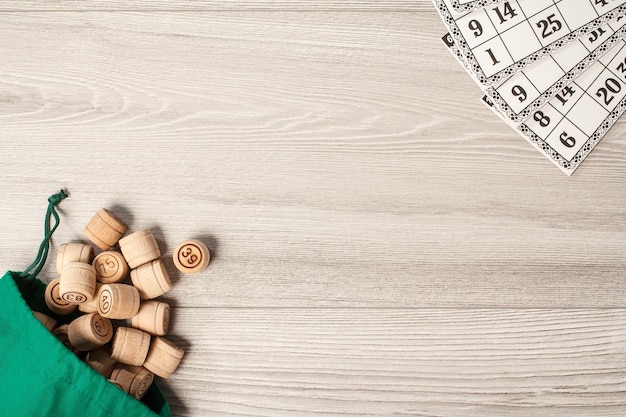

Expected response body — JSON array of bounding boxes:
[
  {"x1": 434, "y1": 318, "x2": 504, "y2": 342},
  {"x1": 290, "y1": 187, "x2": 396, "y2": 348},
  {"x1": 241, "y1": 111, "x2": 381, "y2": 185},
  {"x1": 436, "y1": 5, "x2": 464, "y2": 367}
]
[{"x1": 596, "y1": 77, "x2": 621, "y2": 106}]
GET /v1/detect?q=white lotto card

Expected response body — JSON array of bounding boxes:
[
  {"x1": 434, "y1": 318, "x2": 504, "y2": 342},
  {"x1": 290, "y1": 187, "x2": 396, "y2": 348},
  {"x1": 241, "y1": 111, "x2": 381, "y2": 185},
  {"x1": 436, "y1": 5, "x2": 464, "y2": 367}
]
[
  {"x1": 434, "y1": 0, "x2": 626, "y2": 85},
  {"x1": 451, "y1": 0, "x2": 624, "y2": 13},
  {"x1": 484, "y1": 17, "x2": 626, "y2": 122},
  {"x1": 516, "y1": 39, "x2": 626, "y2": 174},
  {"x1": 443, "y1": 31, "x2": 626, "y2": 174}
]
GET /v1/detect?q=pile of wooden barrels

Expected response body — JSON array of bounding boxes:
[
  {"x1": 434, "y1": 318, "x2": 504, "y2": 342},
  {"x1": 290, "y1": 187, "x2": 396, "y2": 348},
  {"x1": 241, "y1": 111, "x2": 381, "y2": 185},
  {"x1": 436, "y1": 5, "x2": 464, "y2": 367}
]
[{"x1": 32, "y1": 208, "x2": 210, "y2": 400}]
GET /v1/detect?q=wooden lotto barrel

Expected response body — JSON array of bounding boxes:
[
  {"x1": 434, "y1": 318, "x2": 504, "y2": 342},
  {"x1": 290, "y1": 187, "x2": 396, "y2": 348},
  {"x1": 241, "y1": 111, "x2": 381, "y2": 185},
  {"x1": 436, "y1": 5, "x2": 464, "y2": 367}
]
[
  {"x1": 77, "y1": 283, "x2": 103, "y2": 314},
  {"x1": 129, "y1": 260, "x2": 171, "y2": 300},
  {"x1": 111, "y1": 327, "x2": 151, "y2": 367},
  {"x1": 98, "y1": 283, "x2": 141, "y2": 319},
  {"x1": 44, "y1": 278, "x2": 78, "y2": 315},
  {"x1": 118, "y1": 229, "x2": 160, "y2": 269},
  {"x1": 56, "y1": 243, "x2": 94, "y2": 275},
  {"x1": 67, "y1": 313, "x2": 113, "y2": 351},
  {"x1": 93, "y1": 251, "x2": 129, "y2": 284},
  {"x1": 32, "y1": 311, "x2": 57, "y2": 332},
  {"x1": 108, "y1": 379, "x2": 125, "y2": 391},
  {"x1": 59, "y1": 262, "x2": 97, "y2": 304},
  {"x1": 131, "y1": 300, "x2": 170, "y2": 336},
  {"x1": 172, "y1": 239, "x2": 210, "y2": 274},
  {"x1": 85, "y1": 347, "x2": 118, "y2": 379},
  {"x1": 84, "y1": 208, "x2": 127, "y2": 251},
  {"x1": 143, "y1": 337, "x2": 184, "y2": 379},
  {"x1": 110, "y1": 364, "x2": 154, "y2": 400},
  {"x1": 52, "y1": 324, "x2": 78, "y2": 354}
]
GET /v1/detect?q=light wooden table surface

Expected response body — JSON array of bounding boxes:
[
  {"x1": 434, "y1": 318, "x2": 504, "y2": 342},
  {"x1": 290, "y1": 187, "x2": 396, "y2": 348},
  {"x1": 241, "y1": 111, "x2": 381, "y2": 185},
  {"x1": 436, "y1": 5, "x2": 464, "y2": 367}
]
[{"x1": 1, "y1": 2, "x2": 625, "y2": 416}]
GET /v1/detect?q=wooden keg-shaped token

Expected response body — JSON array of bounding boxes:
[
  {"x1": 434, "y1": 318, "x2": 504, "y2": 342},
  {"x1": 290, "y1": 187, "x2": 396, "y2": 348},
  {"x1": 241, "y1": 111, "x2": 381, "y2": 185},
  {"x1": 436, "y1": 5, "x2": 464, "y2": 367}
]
[
  {"x1": 110, "y1": 364, "x2": 154, "y2": 400},
  {"x1": 56, "y1": 243, "x2": 94, "y2": 275},
  {"x1": 52, "y1": 324, "x2": 78, "y2": 354},
  {"x1": 32, "y1": 311, "x2": 57, "y2": 332},
  {"x1": 85, "y1": 347, "x2": 118, "y2": 379},
  {"x1": 173, "y1": 239, "x2": 210, "y2": 274},
  {"x1": 98, "y1": 283, "x2": 141, "y2": 319},
  {"x1": 84, "y1": 208, "x2": 128, "y2": 251},
  {"x1": 44, "y1": 278, "x2": 78, "y2": 315},
  {"x1": 78, "y1": 283, "x2": 103, "y2": 314},
  {"x1": 143, "y1": 337, "x2": 184, "y2": 379},
  {"x1": 111, "y1": 327, "x2": 151, "y2": 366},
  {"x1": 118, "y1": 229, "x2": 160, "y2": 269},
  {"x1": 131, "y1": 301, "x2": 170, "y2": 336},
  {"x1": 68, "y1": 313, "x2": 113, "y2": 351},
  {"x1": 107, "y1": 379, "x2": 124, "y2": 391},
  {"x1": 130, "y1": 260, "x2": 171, "y2": 300},
  {"x1": 59, "y1": 262, "x2": 96, "y2": 304},
  {"x1": 93, "y1": 251, "x2": 129, "y2": 284},
  {"x1": 108, "y1": 379, "x2": 125, "y2": 391}
]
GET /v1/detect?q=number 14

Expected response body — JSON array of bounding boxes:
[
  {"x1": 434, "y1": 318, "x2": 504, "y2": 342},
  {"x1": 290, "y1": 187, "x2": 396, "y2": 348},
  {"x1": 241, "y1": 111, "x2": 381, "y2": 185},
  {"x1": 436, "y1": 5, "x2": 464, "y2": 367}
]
[{"x1": 492, "y1": 2, "x2": 517, "y2": 24}]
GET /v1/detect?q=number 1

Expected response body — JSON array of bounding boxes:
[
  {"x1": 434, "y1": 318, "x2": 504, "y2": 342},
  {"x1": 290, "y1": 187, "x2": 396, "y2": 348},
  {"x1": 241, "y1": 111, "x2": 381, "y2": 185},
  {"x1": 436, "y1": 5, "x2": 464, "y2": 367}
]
[{"x1": 486, "y1": 48, "x2": 500, "y2": 65}]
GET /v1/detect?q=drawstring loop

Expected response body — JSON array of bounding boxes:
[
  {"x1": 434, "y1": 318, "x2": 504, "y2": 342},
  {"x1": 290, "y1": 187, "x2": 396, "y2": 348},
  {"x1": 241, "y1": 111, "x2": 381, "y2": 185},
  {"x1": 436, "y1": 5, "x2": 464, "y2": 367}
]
[{"x1": 18, "y1": 189, "x2": 68, "y2": 279}]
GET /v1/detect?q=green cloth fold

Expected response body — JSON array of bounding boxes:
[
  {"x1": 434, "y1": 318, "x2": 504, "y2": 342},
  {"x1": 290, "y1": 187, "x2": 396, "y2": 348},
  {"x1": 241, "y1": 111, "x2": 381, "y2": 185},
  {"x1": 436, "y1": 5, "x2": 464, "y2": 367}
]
[{"x1": 0, "y1": 271, "x2": 172, "y2": 417}]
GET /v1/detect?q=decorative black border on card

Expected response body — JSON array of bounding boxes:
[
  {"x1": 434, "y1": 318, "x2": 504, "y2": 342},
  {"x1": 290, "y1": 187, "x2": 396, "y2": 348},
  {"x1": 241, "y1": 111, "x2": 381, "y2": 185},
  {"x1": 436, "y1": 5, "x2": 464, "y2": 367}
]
[
  {"x1": 450, "y1": 0, "x2": 626, "y2": 13},
  {"x1": 442, "y1": 30, "x2": 625, "y2": 174},
  {"x1": 434, "y1": 0, "x2": 626, "y2": 86},
  {"x1": 450, "y1": 0, "x2": 506, "y2": 13},
  {"x1": 484, "y1": 23, "x2": 626, "y2": 122},
  {"x1": 518, "y1": 95, "x2": 626, "y2": 172}
]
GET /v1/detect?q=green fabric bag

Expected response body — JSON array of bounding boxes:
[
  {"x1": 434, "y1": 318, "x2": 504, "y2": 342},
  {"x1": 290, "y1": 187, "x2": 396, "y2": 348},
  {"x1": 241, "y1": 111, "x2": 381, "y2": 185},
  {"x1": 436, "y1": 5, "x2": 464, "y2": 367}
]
[{"x1": 0, "y1": 191, "x2": 172, "y2": 417}]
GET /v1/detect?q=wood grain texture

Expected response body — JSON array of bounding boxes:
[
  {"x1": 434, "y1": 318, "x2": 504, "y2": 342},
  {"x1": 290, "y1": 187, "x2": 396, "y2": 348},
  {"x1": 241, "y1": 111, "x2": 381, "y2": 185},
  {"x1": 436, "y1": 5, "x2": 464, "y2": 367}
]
[
  {"x1": 0, "y1": 11, "x2": 624, "y2": 307},
  {"x1": 0, "y1": 3, "x2": 625, "y2": 416},
  {"x1": 162, "y1": 308, "x2": 626, "y2": 416},
  {"x1": 0, "y1": 1, "x2": 426, "y2": 12}
]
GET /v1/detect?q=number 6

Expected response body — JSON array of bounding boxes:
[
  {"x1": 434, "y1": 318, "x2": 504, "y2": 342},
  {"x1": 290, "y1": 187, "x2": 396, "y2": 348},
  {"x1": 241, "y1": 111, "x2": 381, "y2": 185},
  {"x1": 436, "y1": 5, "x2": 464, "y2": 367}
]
[{"x1": 559, "y1": 131, "x2": 576, "y2": 148}]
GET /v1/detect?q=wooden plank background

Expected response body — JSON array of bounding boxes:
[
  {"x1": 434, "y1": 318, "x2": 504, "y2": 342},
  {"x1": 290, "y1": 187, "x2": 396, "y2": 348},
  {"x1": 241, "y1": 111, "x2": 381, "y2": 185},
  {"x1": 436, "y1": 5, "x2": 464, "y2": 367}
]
[{"x1": 0, "y1": 2, "x2": 625, "y2": 415}]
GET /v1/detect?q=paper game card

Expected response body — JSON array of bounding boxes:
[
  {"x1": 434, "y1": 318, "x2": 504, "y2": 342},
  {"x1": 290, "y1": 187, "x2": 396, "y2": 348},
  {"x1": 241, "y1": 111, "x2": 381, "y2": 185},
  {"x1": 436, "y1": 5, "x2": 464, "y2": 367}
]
[
  {"x1": 484, "y1": 17, "x2": 626, "y2": 122},
  {"x1": 434, "y1": 0, "x2": 626, "y2": 85}
]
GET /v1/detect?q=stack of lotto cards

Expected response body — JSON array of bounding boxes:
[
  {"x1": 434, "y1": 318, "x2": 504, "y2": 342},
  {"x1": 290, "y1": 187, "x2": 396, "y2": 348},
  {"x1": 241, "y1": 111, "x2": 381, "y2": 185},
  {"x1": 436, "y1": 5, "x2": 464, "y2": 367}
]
[{"x1": 435, "y1": 0, "x2": 626, "y2": 174}]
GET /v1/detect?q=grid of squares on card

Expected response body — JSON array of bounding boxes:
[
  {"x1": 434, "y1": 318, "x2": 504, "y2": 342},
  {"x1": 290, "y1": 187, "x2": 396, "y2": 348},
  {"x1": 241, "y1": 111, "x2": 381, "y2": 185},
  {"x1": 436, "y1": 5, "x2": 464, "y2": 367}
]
[
  {"x1": 434, "y1": 0, "x2": 626, "y2": 85},
  {"x1": 516, "y1": 39, "x2": 626, "y2": 173},
  {"x1": 435, "y1": 0, "x2": 626, "y2": 174},
  {"x1": 486, "y1": 16, "x2": 626, "y2": 122}
]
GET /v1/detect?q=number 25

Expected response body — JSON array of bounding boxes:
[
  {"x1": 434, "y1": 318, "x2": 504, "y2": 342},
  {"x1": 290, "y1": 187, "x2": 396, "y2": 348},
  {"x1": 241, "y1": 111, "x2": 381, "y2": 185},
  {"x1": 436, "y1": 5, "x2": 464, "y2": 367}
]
[{"x1": 536, "y1": 14, "x2": 562, "y2": 38}]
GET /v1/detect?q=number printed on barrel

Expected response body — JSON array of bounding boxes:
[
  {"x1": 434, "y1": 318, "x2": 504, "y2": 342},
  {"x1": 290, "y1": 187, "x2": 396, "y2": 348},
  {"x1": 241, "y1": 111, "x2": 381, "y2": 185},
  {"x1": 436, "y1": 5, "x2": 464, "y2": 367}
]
[
  {"x1": 63, "y1": 293, "x2": 88, "y2": 303},
  {"x1": 138, "y1": 374, "x2": 153, "y2": 398},
  {"x1": 173, "y1": 239, "x2": 210, "y2": 274},
  {"x1": 50, "y1": 280, "x2": 71, "y2": 306},
  {"x1": 100, "y1": 289, "x2": 112, "y2": 315},
  {"x1": 95, "y1": 254, "x2": 119, "y2": 279},
  {"x1": 179, "y1": 245, "x2": 200, "y2": 267},
  {"x1": 93, "y1": 315, "x2": 111, "y2": 338}
]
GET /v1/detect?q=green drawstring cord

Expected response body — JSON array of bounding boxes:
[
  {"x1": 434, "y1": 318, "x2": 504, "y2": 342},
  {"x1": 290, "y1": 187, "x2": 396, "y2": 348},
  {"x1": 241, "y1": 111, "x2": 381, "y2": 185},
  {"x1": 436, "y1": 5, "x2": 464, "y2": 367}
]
[{"x1": 18, "y1": 189, "x2": 68, "y2": 279}]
